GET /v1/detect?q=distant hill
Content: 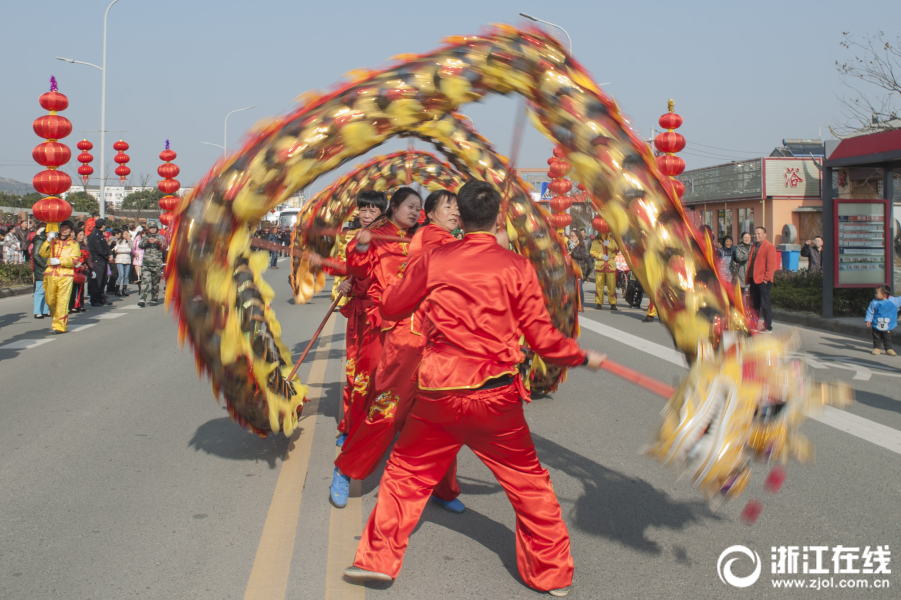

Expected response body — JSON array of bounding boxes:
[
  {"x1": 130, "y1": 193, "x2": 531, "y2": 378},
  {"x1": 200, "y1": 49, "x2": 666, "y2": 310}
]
[{"x1": 0, "y1": 177, "x2": 32, "y2": 195}]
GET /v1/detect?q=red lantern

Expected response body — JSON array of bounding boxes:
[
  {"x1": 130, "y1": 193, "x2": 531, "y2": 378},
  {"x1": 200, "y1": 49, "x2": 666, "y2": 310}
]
[
  {"x1": 654, "y1": 131, "x2": 686, "y2": 154},
  {"x1": 32, "y1": 77, "x2": 72, "y2": 231},
  {"x1": 115, "y1": 165, "x2": 131, "y2": 182},
  {"x1": 32, "y1": 142, "x2": 71, "y2": 168},
  {"x1": 549, "y1": 178, "x2": 572, "y2": 196},
  {"x1": 159, "y1": 212, "x2": 174, "y2": 226},
  {"x1": 32, "y1": 114, "x2": 72, "y2": 140},
  {"x1": 658, "y1": 112, "x2": 683, "y2": 130},
  {"x1": 157, "y1": 163, "x2": 180, "y2": 179},
  {"x1": 553, "y1": 146, "x2": 566, "y2": 159},
  {"x1": 548, "y1": 212, "x2": 572, "y2": 229},
  {"x1": 159, "y1": 148, "x2": 176, "y2": 162},
  {"x1": 114, "y1": 151, "x2": 130, "y2": 164},
  {"x1": 77, "y1": 164, "x2": 94, "y2": 183},
  {"x1": 592, "y1": 216, "x2": 609, "y2": 235},
  {"x1": 549, "y1": 195, "x2": 573, "y2": 213},
  {"x1": 33, "y1": 170, "x2": 72, "y2": 196},
  {"x1": 32, "y1": 196, "x2": 73, "y2": 225},
  {"x1": 158, "y1": 195, "x2": 179, "y2": 212},
  {"x1": 656, "y1": 154, "x2": 685, "y2": 177},
  {"x1": 158, "y1": 178, "x2": 180, "y2": 194},
  {"x1": 77, "y1": 139, "x2": 93, "y2": 152},
  {"x1": 113, "y1": 140, "x2": 129, "y2": 152}
]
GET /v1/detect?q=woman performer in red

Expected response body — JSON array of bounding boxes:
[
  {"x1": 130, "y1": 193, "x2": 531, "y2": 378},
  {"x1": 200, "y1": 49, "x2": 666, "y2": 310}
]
[
  {"x1": 343, "y1": 181, "x2": 605, "y2": 597},
  {"x1": 330, "y1": 189, "x2": 464, "y2": 512},
  {"x1": 318, "y1": 191, "x2": 388, "y2": 447}
]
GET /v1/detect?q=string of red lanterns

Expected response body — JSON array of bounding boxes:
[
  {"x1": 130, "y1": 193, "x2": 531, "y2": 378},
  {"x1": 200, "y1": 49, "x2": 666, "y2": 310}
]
[
  {"x1": 654, "y1": 99, "x2": 686, "y2": 200},
  {"x1": 157, "y1": 140, "x2": 180, "y2": 228},
  {"x1": 76, "y1": 139, "x2": 94, "y2": 186},
  {"x1": 113, "y1": 139, "x2": 131, "y2": 184},
  {"x1": 546, "y1": 145, "x2": 573, "y2": 233},
  {"x1": 31, "y1": 77, "x2": 73, "y2": 232}
]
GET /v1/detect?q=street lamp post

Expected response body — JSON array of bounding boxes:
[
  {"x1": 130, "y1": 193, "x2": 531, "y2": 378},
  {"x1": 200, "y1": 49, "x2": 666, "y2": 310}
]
[
  {"x1": 519, "y1": 13, "x2": 573, "y2": 54},
  {"x1": 56, "y1": 0, "x2": 125, "y2": 218},
  {"x1": 223, "y1": 106, "x2": 256, "y2": 161}
]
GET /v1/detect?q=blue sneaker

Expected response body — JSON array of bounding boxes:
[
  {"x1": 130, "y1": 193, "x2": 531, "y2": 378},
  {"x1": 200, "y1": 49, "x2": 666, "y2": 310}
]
[
  {"x1": 330, "y1": 467, "x2": 350, "y2": 508},
  {"x1": 431, "y1": 495, "x2": 465, "y2": 514},
  {"x1": 336, "y1": 433, "x2": 348, "y2": 447}
]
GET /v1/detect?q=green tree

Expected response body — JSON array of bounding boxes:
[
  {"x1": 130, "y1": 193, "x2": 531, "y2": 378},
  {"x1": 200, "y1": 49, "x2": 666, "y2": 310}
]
[
  {"x1": 0, "y1": 191, "x2": 23, "y2": 207},
  {"x1": 121, "y1": 188, "x2": 164, "y2": 210},
  {"x1": 66, "y1": 191, "x2": 100, "y2": 213},
  {"x1": 21, "y1": 192, "x2": 41, "y2": 206}
]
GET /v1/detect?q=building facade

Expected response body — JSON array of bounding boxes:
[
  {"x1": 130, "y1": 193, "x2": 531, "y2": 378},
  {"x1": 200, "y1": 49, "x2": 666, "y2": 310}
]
[
  {"x1": 62, "y1": 185, "x2": 194, "y2": 209},
  {"x1": 677, "y1": 148, "x2": 824, "y2": 245}
]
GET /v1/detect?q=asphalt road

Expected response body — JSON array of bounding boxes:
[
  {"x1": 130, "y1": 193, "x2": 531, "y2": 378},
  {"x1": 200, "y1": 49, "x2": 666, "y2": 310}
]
[{"x1": 1, "y1": 264, "x2": 899, "y2": 599}]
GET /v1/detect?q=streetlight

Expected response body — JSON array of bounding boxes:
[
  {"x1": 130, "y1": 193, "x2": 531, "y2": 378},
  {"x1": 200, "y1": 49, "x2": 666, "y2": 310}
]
[
  {"x1": 519, "y1": 13, "x2": 573, "y2": 55},
  {"x1": 223, "y1": 106, "x2": 257, "y2": 161},
  {"x1": 56, "y1": 0, "x2": 126, "y2": 218}
]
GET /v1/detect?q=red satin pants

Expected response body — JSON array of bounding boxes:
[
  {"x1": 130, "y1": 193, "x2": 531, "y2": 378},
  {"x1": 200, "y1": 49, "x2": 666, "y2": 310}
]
[
  {"x1": 339, "y1": 318, "x2": 382, "y2": 434},
  {"x1": 336, "y1": 320, "x2": 459, "y2": 501},
  {"x1": 353, "y1": 384, "x2": 573, "y2": 591}
]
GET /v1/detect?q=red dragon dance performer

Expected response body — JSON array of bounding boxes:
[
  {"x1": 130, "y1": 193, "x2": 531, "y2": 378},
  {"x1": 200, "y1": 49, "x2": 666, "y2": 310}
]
[
  {"x1": 316, "y1": 191, "x2": 388, "y2": 445},
  {"x1": 331, "y1": 189, "x2": 463, "y2": 511},
  {"x1": 343, "y1": 181, "x2": 605, "y2": 597}
]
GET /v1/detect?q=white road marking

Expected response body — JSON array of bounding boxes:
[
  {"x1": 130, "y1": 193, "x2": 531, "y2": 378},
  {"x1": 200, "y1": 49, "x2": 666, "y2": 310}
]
[
  {"x1": 813, "y1": 407, "x2": 901, "y2": 455},
  {"x1": 116, "y1": 305, "x2": 144, "y2": 310},
  {"x1": 1, "y1": 339, "x2": 54, "y2": 350},
  {"x1": 579, "y1": 316, "x2": 687, "y2": 367},
  {"x1": 70, "y1": 324, "x2": 98, "y2": 333},
  {"x1": 277, "y1": 257, "x2": 288, "y2": 263},
  {"x1": 91, "y1": 313, "x2": 126, "y2": 319},
  {"x1": 579, "y1": 316, "x2": 901, "y2": 456}
]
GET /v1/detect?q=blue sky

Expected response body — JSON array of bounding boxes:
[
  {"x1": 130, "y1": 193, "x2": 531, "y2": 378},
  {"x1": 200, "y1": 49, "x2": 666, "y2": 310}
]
[{"x1": 0, "y1": 0, "x2": 894, "y2": 195}]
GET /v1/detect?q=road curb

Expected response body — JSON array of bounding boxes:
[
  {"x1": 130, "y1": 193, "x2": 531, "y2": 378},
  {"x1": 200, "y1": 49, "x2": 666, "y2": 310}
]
[
  {"x1": 773, "y1": 308, "x2": 868, "y2": 339},
  {"x1": 0, "y1": 285, "x2": 31, "y2": 299}
]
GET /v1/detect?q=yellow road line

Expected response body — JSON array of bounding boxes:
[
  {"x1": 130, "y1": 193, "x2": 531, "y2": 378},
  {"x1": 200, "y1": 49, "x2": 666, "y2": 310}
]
[
  {"x1": 243, "y1": 316, "x2": 336, "y2": 600},
  {"x1": 324, "y1": 448, "x2": 364, "y2": 599}
]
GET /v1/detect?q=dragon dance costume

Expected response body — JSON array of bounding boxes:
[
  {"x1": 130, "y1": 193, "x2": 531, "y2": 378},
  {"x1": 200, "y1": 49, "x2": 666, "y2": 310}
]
[
  {"x1": 39, "y1": 233, "x2": 82, "y2": 333},
  {"x1": 352, "y1": 232, "x2": 587, "y2": 591},
  {"x1": 335, "y1": 223, "x2": 460, "y2": 500}
]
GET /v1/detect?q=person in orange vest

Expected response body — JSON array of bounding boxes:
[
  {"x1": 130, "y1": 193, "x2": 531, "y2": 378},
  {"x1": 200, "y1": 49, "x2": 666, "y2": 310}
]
[{"x1": 589, "y1": 220, "x2": 618, "y2": 310}]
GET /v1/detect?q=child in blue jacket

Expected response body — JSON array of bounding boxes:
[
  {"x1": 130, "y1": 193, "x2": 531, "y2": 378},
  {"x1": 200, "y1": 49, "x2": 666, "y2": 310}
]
[{"x1": 866, "y1": 285, "x2": 901, "y2": 356}]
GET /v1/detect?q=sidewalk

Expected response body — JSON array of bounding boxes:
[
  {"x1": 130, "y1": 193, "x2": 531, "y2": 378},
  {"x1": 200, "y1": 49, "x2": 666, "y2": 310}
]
[
  {"x1": 0, "y1": 285, "x2": 31, "y2": 299},
  {"x1": 772, "y1": 308, "x2": 868, "y2": 339}
]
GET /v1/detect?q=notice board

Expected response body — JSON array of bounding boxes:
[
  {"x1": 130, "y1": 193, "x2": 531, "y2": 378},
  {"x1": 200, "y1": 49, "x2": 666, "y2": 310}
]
[{"x1": 834, "y1": 199, "x2": 891, "y2": 288}]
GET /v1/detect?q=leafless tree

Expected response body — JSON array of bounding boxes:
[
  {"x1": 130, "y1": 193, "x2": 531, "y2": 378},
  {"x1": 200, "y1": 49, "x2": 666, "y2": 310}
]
[{"x1": 832, "y1": 31, "x2": 901, "y2": 137}]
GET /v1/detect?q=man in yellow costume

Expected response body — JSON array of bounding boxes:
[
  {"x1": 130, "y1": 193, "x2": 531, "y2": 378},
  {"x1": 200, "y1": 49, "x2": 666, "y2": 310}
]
[
  {"x1": 590, "y1": 220, "x2": 618, "y2": 310},
  {"x1": 39, "y1": 220, "x2": 82, "y2": 334}
]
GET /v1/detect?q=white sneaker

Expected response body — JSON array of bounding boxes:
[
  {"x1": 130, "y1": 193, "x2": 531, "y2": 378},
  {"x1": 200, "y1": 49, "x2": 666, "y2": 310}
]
[
  {"x1": 344, "y1": 566, "x2": 392, "y2": 582},
  {"x1": 549, "y1": 585, "x2": 571, "y2": 597}
]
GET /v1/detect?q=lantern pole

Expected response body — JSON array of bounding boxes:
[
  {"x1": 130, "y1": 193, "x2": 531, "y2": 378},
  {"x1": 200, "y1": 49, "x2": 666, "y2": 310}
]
[
  {"x1": 56, "y1": 0, "x2": 125, "y2": 219},
  {"x1": 519, "y1": 13, "x2": 573, "y2": 54},
  {"x1": 223, "y1": 106, "x2": 257, "y2": 161}
]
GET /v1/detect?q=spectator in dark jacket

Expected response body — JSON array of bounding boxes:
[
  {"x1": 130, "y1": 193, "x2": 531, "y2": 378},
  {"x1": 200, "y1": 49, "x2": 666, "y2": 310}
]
[
  {"x1": 801, "y1": 236, "x2": 823, "y2": 273},
  {"x1": 31, "y1": 228, "x2": 50, "y2": 318},
  {"x1": 87, "y1": 218, "x2": 112, "y2": 306}
]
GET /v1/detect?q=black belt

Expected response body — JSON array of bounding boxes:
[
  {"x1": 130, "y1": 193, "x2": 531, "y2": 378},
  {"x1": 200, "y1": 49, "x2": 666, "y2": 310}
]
[{"x1": 477, "y1": 374, "x2": 515, "y2": 390}]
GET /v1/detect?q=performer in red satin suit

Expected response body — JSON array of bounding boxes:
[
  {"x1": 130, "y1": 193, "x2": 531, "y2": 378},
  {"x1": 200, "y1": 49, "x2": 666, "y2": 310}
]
[
  {"x1": 329, "y1": 187, "x2": 422, "y2": 507},
  {"x1": 344, "y1": 181, "x2": 605, "y2": 597},
  {"x1": 318, "y1": 191, "x2": 388, "y2": 444},
  {"x1": 333, "y1": 190, "x2": 463, "y2": 511}
]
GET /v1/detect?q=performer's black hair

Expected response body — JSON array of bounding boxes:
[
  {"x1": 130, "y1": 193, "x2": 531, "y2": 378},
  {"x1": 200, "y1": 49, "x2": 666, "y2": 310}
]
[
  {"x1": 385, "y1": 187, "x2": 421, "y2": 219},
  {"x1": 456, "y1": 180, "x2": 499, "y2": 231},
  {"x1": 421, "y1": 189, "x2": 457, "y2": 226},
  {"x1": 356, "y1": 190, "x2": 388, "y2": 212}
]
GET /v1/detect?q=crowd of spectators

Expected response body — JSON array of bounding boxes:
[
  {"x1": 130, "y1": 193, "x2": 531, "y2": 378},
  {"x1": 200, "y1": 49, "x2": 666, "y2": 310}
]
[{"x1": 1, "y1": 212, "x2": 169, "y2": 319}]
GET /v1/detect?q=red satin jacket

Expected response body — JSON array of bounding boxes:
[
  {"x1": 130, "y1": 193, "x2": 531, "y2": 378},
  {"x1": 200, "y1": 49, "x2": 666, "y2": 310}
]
[
  {"x1": 381, "y1": 232, "x2": 586, "y2": 391},
  {"x1": 407, "y1": 224, "x2": 457, "y2": 335},
  {"x1": 347, "y1": 219, "x2": 411, "y2": 330}
]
